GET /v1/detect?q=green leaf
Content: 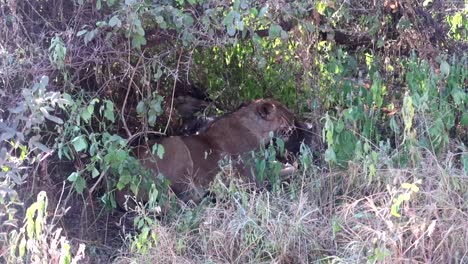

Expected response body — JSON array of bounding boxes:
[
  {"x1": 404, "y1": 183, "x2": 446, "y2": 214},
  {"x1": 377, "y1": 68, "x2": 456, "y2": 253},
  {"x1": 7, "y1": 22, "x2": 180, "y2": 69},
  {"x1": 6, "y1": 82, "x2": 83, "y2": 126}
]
[
  {"x1": 462, "y1": 153, "x2": 468, "y2": 174},
  {"x1": 391, "y1": 203, "x2": 401, "y2": 217},
  {"x1": 109, "y1": 15, "x2": 121, "y2": 28},
  {"x1": 269, "y1": 24, "x2": 282, "y2": 39},
  {"x1": 148, "y1": 109, "x2": 157, "y2": 126},
  {"x1": 153, "y1": 67, "x2": 163, "y2": 81},
  {"x1": 451, "y1": 88, "x2": 465, "y2": 105},
  {"x1": 390, "y1": 117, "x2": 400, "y2": 135},
  {"x1": 96, "y1": 21, "x2": 107, "y2": 28},
  {"x1": 335, "y1": 119, "x2": 344, "y2": 133},
  {"x1": 117, "y1": 171, "x2": 131, "y2": 189},
  {"x1": 132, "y1": 34, "x2": 146, "y2": 49},
  {"x1": 40, "y1": 107, "x2": 64, "y2": 124},
  {"x1": 240, "y1": 0, "x2": 248, "y2": 9},
  {"x1": 81, "y1": 104, "x2": 94, "y2": 123},
  {"x1": 72, "y1": 136, "x2": 88, "y2": 152},
  {"x1": 40, "y1": 75, "x2": 49, "y2": 88},
  {"x1": 0, "y1": 131, "x2": 16, "y2": 141},
  {"x1": 77, "y1": 29, "x2": 88, "y2": 37},
  {"x1": 183, "y1": 13, "x2": 194, "y2": 26},
  {"x1": 461, "y1": 112, "x2": 468, "y2": 126},
  {"x1": 92, "y1": 167, "x2": 100, "y2": 178},
  {"x1": 84, "y1": 29, "x2": 97, "y2": 45},
  {"x1": 156, "y1": 144, "x2": 165, "y2": 159},
  {"x1": 74, "y1": 175, "x2": 86, "y2": 194},
  {"x1": 227, "y1": 24, "x2": 236, "y2": 36},
  {"x1": 67, "y1": 172, "x2": 78, "y2": 182},
  {"x1": 258, "y1": 6, "x2": 268, "y2": 17},
  {"x1": 303, "y1": 21, "x2": 315, "y2": 32},
  {"x1": 439, "y1": 60, "x2": 450, "y2": 78},
  {"x1": 31, "y1": 141, "x2": 52, "y2": 153},
  {"x1": 316, "y1": 2, "x2": 327, "y2": 15},
  {"x1": 400, "y1": 192, "x2": 411, "y2": 201},
  {"x1": 324, "y1": 148, "x2": 336, "y2": 163},
  {"x1": 81, "y1": 109, "x2": 91, "y2": 123},
  {"x1": 401, "y1": 183, "x2": 413, "y2": 189},
  {"x1": 136, "y1": 101, "x2": 145, "y2": 114},
  {"x1": 104, "y1": 100, "x2": 115, "y2": 122}
]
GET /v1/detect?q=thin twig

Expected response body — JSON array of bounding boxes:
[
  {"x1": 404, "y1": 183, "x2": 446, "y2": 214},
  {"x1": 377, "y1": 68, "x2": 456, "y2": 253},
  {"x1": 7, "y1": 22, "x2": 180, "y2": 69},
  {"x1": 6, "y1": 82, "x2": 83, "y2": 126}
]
[
  {"x1": 121, "y1": 54, "x2": 144, "y2": 138},
  {"x1": 163, "y1": 50, "x2": 183, "y2": 135},
  {"x1": 127, "y1": 130, "x2": 165, "y2": 145},
  {"x1": 87, "y1": 167, "x2": 108, "y2": 198}
]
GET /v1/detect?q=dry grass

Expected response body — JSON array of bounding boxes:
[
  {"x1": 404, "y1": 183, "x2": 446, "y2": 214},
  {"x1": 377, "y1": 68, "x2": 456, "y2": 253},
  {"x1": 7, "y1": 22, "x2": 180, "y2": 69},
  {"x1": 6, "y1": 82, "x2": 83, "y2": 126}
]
[{"x1": 113, "y1": 149, "x2": 468, "y2": 263}]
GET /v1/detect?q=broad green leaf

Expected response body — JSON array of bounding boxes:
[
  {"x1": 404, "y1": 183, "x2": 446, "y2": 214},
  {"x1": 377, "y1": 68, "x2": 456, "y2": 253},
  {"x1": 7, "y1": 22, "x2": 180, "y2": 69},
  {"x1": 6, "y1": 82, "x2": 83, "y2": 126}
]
[
  {"x1": 77, "y1": 29, "x2": 88, "y2": 37},
  {"x1": 390, "y1": 117, "x2": 400, "y2": 135},
  {"x1": 258, "y1": 6, "x2": 268, "y2": 17},
  {"x1": 104, "y1": 100, "x2": 115, "y2": 122},
  {"x1": 335, "y1": 119, "x2": 344, "y2": 133},
  {"x1": 31, "y1": 141, "x2": 52, "y2": 153},
  {"x1": 84, "y1": 29, "x2": 97, "y2": 45},
  {"x1": 92, "y1": 167, "x2": 100, "y2": 178},
  {"x1": 117, "y1": 171, "x2": 131, "y2": 189},
  {"x1": 269, "y1": 24, "x2": 282, "y2": 39},
  {"x1": 439, "y1": 60, "x2": 450, "y2": 78},
  {"x1": 148, "y1": 109, "x2": 157, "y2": 126},
  {"x1": 400, "y1": 192, "x2": 411, "y2": 201},
  {"x1": 136, "y1": 101, "x2": 145, "y2": 114},
  {"x1": 40, "y1": 107, "x2": 64, "y2": 124},
  {"x1": 324, "y1": 148, "x2": 336, "y2": 163},
  {"x1": 451, "y1": 88, "x2": 465, "y2": 105},
  {"x1": 74, "y1": 175, "x2": 86, "y2": 194},
  {"x1": 316, "y1": 2, "x2": 327, "y2": 15},
  {"x1": 67, "y1": 172, "x2": 79, "y2": 181},
  {"x1": 401, "y1": 183, "x2": 413, "y2": 189},
  {"x1": 461, "y1": 112, "x2": 468, "y2": 126},
  {"x1": 227, "y1": 25, "x2": 236, "y2": 36},
  {"x1": 462, "y1": 153, "x2": 468, "y2": 174},
  {"x1": 183, "y1": 13, "x2": 194, "y2": 26},
  {"x1": 391, "y1": 203, "x2": 401, "y2": 217},
  {"x1": 40, "y1": 75, "x2": 49, "y2": 88},
  {"x1": 72, "y1": 136, "x2": 88, "y2": 152},
  {"x1": 156, "y1": 144, "x2": 165, "y2": 159},
  {"x1": 132, "y1": 34, "x2": 146, "y2": 49},
  {"x1": 109, "y1": 15, "x2": 121, "y2": 28},
  {"x1": 0, "y1": 131, "x2": 15, "y2": 141}
]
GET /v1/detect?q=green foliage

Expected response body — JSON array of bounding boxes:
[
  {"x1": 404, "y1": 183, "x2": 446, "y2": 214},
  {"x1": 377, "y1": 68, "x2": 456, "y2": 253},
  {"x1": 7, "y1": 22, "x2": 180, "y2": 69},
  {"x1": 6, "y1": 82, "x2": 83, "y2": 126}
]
[
  {"x1": 194, "y1": 40, "x2": 299, "y2": 107},
  {"x1": 249, "y1": 135, "x2": 285, "y2": 192},
  {"x1": 6, "y1": 192, "x2": 85, "y2": 263},
  {"x1": 49, "y1": 35, "x2": 67, "y2": 70},
  {"x1": 391, "y1": 181, "x2": 421, "y2": 218},
  {"x1": 50, "y1": 92, "x2": 169, "y2": 208},
  {"x1": 446, "y1": 10, "x2": 468, "y2": 41},
  {"x1": 0, "y1": 76, "x2": 71, "y2": 255},
  {"x1": 136, "y1": 93, "x2": 164, "y2": 127}
]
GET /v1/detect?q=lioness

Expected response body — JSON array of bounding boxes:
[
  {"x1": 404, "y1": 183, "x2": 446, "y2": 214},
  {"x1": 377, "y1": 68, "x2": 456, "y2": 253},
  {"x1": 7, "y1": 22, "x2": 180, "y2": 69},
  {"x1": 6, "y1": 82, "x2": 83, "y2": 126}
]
[{"x1": 116, "y1": 99, "x2": 300, "y2": 209}]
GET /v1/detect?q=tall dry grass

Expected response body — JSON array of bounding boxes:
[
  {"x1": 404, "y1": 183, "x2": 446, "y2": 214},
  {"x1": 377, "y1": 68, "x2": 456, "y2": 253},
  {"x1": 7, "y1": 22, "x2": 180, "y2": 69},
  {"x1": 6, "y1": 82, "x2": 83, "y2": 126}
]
[{"x1": 114, "y1": 148, "x2": 468, "y2": 263}]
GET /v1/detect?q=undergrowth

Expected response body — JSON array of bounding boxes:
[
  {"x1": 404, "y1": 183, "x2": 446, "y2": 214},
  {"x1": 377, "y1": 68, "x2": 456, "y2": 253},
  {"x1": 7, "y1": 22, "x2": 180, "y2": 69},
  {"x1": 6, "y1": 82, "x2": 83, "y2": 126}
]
[{"x1": 114, "y1": 148, "x2": 468, "y2": 263}]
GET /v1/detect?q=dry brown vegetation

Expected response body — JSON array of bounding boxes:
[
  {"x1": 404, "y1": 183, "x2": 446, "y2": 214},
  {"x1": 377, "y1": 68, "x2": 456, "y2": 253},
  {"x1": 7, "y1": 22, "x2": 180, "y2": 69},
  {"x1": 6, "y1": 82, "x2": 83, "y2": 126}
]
[{"x1": 114, "y1": 151, "x2": 468, "y2": 263}]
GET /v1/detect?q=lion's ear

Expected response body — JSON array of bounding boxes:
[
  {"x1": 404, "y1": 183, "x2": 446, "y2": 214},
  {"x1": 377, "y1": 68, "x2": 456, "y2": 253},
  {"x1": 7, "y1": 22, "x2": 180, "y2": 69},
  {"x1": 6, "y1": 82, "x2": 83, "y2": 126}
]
[{"x1": 257, "y1": 102, "x2": 276, "y2": 120}]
